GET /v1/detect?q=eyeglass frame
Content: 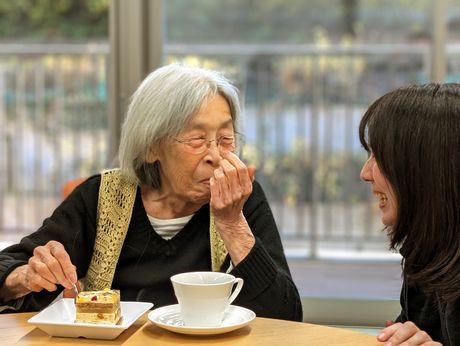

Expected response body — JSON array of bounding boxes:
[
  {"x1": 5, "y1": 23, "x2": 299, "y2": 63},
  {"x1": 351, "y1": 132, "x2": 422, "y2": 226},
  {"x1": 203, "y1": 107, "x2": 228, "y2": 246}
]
[{"x1": 173, "y1": 132, "x2": 242, "y2": 155}]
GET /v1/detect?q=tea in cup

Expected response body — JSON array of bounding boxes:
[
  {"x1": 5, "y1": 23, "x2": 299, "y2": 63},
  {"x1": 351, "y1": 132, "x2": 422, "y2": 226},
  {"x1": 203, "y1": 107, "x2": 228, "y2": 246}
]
[{"x1": 170, "y1": 271, "x2": 244, "y2": 327}]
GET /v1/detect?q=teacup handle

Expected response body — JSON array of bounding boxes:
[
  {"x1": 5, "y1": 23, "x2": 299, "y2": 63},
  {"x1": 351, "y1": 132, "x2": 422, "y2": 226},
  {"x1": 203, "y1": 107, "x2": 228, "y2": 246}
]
[{"x1": 226, "y1": 278, "x2": 244, "y2": 308}]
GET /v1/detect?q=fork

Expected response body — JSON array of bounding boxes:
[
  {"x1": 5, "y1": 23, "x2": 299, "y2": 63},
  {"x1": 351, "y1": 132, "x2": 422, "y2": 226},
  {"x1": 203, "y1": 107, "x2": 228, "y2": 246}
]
[{"x1": 71, "y1": 282, "x2": 79, "y2": 296}]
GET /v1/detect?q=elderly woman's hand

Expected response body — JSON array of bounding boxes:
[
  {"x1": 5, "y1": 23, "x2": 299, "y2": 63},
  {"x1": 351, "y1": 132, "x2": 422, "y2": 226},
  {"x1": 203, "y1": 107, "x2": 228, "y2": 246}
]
[
  {"x1": 0, "y1": 240, "x2": 77, "y2": 302},
  {"x1": 210, "y1": 151, "x2": 256, "y2": 265},
  {"x1": 377, "y1": 321, "x2": 442, "y2": 346}
]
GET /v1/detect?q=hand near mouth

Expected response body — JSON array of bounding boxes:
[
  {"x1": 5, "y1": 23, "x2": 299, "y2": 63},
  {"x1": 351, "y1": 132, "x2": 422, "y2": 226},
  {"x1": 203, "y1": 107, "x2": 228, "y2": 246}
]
[{"x1": 209, "y1": 151, "x2": 256, "y2": 265}]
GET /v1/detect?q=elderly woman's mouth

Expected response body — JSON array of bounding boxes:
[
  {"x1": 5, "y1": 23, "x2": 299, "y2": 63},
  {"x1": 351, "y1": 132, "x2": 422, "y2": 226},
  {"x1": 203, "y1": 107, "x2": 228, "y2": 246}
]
[{"x1": 200, "y1": 179, "x2": 211, "y2": 186}]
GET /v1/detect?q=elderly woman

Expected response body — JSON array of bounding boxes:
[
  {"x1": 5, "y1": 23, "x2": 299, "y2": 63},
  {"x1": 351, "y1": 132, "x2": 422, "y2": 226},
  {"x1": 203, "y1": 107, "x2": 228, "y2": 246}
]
[{"x1": 0, "y1": 64, "x2": 302, "y2": 321}]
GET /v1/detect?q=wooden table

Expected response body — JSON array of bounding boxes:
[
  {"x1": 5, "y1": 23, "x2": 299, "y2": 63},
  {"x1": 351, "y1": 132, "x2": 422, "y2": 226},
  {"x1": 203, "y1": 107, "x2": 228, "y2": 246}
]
[{"x1": 1, "y1": 312, "x2": 381, "y2": 346}]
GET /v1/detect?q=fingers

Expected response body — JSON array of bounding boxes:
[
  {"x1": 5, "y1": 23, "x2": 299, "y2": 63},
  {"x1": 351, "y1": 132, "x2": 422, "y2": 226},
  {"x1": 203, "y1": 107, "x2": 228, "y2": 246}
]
[
  {"x1": 219, "y1": 152, "x2": 253, "y2": 193},
  {"x1": 378, "y1": 322, "x2": 403, "y2": 341},
  {"x1": 210, "y1": 152, "x2": 254, "y2": 211},
  {"x1": 378, "y1": 321, "x2": 434, "y2": 346},
  {"x1": 222, "y1": 152, "x2": 253, "y2": 192},
  {"x1": 248, "y1": 165, "x2": 256, "y2": 182},
  {"x1": 385, "y1": 320, "x2": 395, "y2": 327},
  {"x1": 8, "y1": 264, "x2": 53, "y2": 294},
  {"x1": 27, "y1": 256, "x2": 58, "y2": 292},
  {"x1": 29, "y1": 241, "x2": 76, "y2": 291},
  {"x1": 48, "y1": 241, "x2": 78, "y2": 284},
  {"x1": 219, "y1": 160, "x2": 243, "y2": 201},
  {"x1": 211, "y1": 167, "x2": 231, "y2": 209},
  {"x1": 63, "y1": 281, "x2": 81, "y2": 298}
]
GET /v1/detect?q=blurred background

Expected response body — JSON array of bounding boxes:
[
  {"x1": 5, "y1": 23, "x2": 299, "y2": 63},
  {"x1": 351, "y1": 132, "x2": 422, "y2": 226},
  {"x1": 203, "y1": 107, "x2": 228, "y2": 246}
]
[{"x1": 0, "y1": 0, "x2": 458, "y2": 323}]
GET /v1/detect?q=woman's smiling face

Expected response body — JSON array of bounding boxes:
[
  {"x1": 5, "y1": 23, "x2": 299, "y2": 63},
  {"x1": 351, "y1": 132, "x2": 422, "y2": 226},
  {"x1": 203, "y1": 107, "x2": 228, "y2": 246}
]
[{"x1": 360, "y1": 154, "x2": 398, "y2": 227}]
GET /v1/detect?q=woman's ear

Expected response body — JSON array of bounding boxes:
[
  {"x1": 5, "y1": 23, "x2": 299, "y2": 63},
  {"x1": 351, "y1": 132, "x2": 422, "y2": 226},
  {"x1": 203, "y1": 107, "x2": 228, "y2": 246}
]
[{"x1": 145, "y1": 147, "x2": 158, "y2": 163}]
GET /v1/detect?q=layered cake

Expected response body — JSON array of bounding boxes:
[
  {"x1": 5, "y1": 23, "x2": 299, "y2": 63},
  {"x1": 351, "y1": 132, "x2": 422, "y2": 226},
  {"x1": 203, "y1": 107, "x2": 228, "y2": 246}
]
[{"x1": 75, "y1": 289, "x2": 121, "y2": 324}]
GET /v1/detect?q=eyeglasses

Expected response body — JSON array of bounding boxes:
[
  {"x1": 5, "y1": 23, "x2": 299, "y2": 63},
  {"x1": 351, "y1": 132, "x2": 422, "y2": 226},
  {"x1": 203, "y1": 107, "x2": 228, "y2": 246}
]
[{"x1": 174, "y1": 135, "x2": 237, "y2": 155}]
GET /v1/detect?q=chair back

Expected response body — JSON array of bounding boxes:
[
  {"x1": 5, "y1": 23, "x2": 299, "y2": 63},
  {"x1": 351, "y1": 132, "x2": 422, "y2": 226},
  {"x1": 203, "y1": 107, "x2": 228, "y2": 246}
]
[{"x1": 61, "y1": 177, "x2": 86, "y2": 199}]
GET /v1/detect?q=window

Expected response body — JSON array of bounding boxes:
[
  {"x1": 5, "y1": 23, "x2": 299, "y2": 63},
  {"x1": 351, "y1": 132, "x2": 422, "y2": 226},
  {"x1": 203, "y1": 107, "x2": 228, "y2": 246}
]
[
  {"x1": 0, "y1": 0, "x2": 455, "y2": 322},
  {"x1": 163, "y1": 0, "x2": 442, "y2": 301}
]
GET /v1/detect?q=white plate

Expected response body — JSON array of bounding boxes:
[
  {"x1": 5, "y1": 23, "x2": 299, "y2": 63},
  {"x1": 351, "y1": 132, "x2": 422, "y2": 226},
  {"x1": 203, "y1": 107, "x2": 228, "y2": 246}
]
[
  {"x1": 28, "y1": 298, "x2": 153, "y2": 340},
  {"x1": 148, "y1": 304, "x2": 255, "y2": 335}
]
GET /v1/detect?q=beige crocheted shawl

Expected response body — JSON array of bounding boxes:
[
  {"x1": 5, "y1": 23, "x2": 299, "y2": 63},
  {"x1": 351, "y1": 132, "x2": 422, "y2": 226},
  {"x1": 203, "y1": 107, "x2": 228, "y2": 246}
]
[{"x1": 80, "y1": 169, "x2": 227, "y2": 290}]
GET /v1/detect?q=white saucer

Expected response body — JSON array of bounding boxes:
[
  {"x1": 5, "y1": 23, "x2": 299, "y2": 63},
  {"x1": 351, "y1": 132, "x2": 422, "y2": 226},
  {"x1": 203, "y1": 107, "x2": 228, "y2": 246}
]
[{"x1": 148, "y1": 304, "x2": 255, "y2": 335}]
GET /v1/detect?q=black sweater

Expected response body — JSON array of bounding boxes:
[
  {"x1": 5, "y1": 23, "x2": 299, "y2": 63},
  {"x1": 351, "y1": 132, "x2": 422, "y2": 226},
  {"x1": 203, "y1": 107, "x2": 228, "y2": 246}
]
[
  {"x1": 396, "y1": 280, "x2": 460, "y2": 345},
  {"x1": 0, "y1": 175, "x2": 302, "y2": 321}
]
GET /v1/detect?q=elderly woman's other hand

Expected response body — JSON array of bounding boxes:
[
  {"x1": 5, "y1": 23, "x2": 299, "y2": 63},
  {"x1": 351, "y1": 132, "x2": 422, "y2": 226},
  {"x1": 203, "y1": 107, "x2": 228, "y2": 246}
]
[
  {"x1": 0, "y1": 240, "x2": 77, "y2": 301},
  {"x1": 377, "y1": 321, "x2": 442, "y2": 346},
  {"x1": 210, "y1": 151, "x2": 256, "y2": 265}
]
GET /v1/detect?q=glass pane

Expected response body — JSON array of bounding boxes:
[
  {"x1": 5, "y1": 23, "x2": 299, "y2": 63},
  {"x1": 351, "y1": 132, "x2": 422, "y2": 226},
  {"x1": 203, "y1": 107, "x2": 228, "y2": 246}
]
[
  {"x1": 166, "y1": 0, "x2": 431, "y2": 44},
  {"x1": 0, "y1": 1, "x2": 110, "y2": 246},
  {"x1": 448, "y1": 1, "x2": 460, "y2": 82},
  {"x1": 164, "y1": 0, "x2": 439, "y2": 299}
]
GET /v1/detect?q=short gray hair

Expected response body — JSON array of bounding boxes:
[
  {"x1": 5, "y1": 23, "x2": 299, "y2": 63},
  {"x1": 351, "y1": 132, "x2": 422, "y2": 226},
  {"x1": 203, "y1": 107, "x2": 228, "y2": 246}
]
[{"x1": 118, "y1": 63, "x2": 241, "y2": 188}]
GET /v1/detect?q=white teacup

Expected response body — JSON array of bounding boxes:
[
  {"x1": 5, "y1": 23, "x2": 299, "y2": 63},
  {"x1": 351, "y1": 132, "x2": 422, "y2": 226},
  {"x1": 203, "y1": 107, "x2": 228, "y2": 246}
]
[{"x1": 171, "y1": 271, "x2": 244, "y2": 327}]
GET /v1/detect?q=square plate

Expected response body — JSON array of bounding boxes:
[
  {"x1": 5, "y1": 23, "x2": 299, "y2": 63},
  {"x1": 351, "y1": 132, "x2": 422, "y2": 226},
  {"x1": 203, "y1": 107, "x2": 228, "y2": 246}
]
[{"x1": 28, "y1": 298, "x2": 153, "y2": 340}]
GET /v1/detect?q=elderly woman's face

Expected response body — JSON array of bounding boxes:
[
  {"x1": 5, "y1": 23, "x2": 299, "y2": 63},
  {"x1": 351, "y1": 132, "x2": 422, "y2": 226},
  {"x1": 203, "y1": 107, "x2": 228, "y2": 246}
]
[
  {"x1": 153, "y1": 94, "x2": 235, "y2": 207},
  {"x1": 360, "y1": 154, "x2": 397, "y2": 227}
]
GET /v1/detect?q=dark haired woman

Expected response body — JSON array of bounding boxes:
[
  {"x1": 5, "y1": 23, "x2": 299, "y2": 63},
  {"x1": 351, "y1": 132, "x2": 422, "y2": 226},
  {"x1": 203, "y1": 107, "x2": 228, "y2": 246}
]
[{"x1": 360, "y1": 83, "x2": 460, "y2": 346}]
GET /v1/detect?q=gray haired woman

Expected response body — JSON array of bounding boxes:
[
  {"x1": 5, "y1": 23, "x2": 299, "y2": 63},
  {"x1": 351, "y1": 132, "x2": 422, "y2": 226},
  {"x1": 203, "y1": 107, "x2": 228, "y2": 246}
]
[{"x1": 0, "y1": 64, "x2": 302, "y2": 321}]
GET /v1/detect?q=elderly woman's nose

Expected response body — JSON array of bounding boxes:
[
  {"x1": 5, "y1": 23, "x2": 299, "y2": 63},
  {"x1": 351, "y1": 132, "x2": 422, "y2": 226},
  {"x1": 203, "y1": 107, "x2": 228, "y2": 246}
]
[{"x1": 205, "y1": 143, "x2": 223, "y2": 164}]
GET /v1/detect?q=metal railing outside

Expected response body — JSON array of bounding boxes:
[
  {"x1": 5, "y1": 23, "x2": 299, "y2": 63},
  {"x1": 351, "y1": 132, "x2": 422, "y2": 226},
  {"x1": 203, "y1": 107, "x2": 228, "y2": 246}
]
[
  {"x1": 0, "y1": 43, "x2": 109, "y2": 236},
  {"x1": 2, "y1": 42, "x2": 458, "y2": 257},
  {"x1": 165, "y1": 43, "x2": 433, "y2": 257}
]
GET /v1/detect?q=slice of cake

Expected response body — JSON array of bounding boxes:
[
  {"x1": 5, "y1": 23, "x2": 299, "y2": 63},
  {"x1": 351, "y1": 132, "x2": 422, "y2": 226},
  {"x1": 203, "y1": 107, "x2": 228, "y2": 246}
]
[{"x1": 75, "y1": 289, "x2": 121, "y2": 324}]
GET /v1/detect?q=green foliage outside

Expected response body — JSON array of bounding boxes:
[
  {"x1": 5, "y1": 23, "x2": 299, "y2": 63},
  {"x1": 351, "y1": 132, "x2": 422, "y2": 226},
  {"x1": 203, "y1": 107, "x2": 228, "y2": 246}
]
[
  {"x1": 242, "y1": 142, "x2": 369, "y2": 205},
  {"x1": 165, "y1": 0, "x2": 431, "y2": 44},
  {"x1": 0, "y1": 0, "x2": 432, "y2": 43},
  {"x1": 0, "y1": 0, "x2": 433, "y2": 205},
  {"x1": 0, "y1": 0, "x2": 109, "y2": 40}
]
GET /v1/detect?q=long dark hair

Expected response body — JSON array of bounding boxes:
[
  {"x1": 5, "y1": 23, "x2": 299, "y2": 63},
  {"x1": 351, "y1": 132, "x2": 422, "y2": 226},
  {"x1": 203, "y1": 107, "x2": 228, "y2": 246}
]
[{"x1": 359, "y1": 83, "x2": 460, "y2": 304}]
